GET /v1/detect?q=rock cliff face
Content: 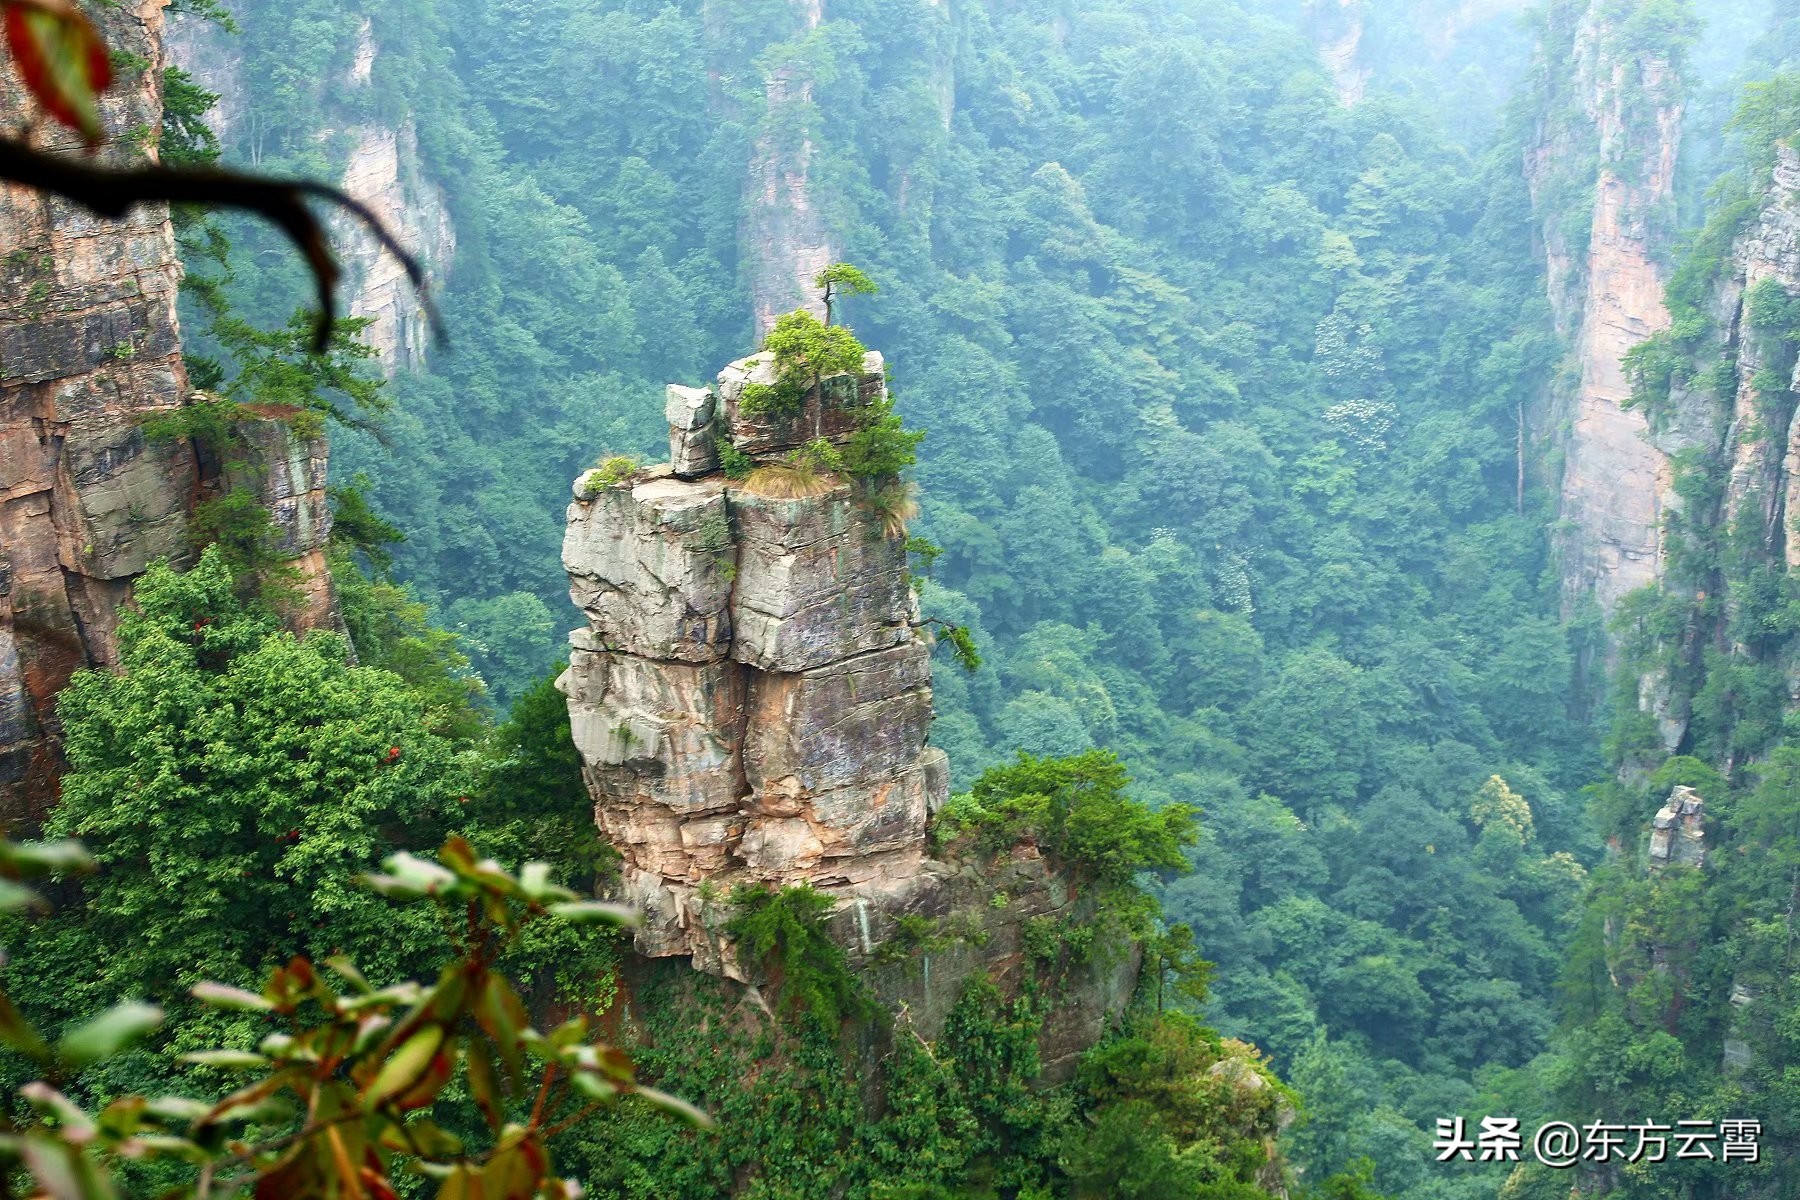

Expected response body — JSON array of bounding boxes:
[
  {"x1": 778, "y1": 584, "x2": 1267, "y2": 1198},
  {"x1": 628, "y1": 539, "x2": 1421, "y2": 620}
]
[
  {"x1": 1, "y1": 1, "x2": 190, "y2": 821},
  {"x1": 562, "y1": 351, "x2": 939, "y2": 974},
  {"x1": 1709, "y1": 147, "x2": 1800, "y2": 577},
  {"x1": 561, "y1": 350, "x2": 1138, "y2": 1067},
  {"x1": 1308, "y1": 0, "x2": 1370, "y2": 107},
  {"x1": 1647, "y1": 785, "x2": 1707, "y2": 870},
  {"x1": 165, "y1": 15, "x2": 457, "y2": 376},
  {"x1": 1604, "y1": 145, "x2": 1800, "y2": 754},
  {"x1": 333, "y1": 20, "x2": 455, "y2": 375},
  {"x1": 1, "y1": 2, "x2": 340, "y2": 821},
  {"x1": 742, "y1": 0, "x2": 834, "y2": 339},
  {"x1": 1525, "y1": 0, "x2": 1693, "y2": 623}
]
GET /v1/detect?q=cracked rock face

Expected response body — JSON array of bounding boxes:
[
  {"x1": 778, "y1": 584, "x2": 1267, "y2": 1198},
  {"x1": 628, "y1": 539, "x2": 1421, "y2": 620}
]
[
  {"x1": 561, "y1": 353, "x2": 945, "y2": 970},
  {"x1": 0, "y1": 3, "x2": 340, "y2": 821}
]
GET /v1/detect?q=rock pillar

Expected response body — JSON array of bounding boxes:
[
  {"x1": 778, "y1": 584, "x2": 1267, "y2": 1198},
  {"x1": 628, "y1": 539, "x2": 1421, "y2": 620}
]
[{"x1": 561, "y1": 350, "x2": 946, "y2": 974}]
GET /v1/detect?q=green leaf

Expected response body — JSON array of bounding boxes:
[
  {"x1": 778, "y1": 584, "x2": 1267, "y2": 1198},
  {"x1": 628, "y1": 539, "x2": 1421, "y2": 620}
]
[
  {"x1": 143, "y1": 1096, "x2": 212, "y2": 1124},
  {"x1": 0, "y1": 992, "x2": 50, "y2": 1061},
  {"x1": 178, "y1": 1050, "x2": 270, "y2": 1070},
  {"x1": 465, "y1": 1037, "x2": 504, "y2": 1132},
  {"x1": 0, "y1": 878, "x2": 41, "y2": 912},
  {"x1": 191, "y1": 982, "x2": 274, "y2": 1012},
  {"x1": 365, "y1": 1024, "x2": 445, "y2": 1106},
  {"x1": 632, "y1": 1085, "x2": 714, "y2": 1129},
  {"x1": 570, "y1": 1072, "x2": 618, "y2": 1102},
  {"x1": 57, "y1": 1002, "x2": 163, "y2": 1068},
  {"x1": 364, "y1": 851, "x2": 458, "y2": 900},
  {"x1": 2, "y1": 839, "x2": 93, "y2": 876},
  {"x1": 547, "y1": 900, "x2": 639, "y2": 926},
  {"x1": 323, "y1": 954, "x2": 373, "y2": 994},
  {"x1": 19, "y1": 1083, "x2": 95, "y2": 1137}
]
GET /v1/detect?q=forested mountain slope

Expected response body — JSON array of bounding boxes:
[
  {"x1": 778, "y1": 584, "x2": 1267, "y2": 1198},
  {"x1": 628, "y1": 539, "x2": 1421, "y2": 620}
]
[
  {"x1": 133, "y1": 0, "x2": 1800, "y2": 1196},
  {"x1": 176, "y1": 0, "x2": 1593, "y2": 1193}
]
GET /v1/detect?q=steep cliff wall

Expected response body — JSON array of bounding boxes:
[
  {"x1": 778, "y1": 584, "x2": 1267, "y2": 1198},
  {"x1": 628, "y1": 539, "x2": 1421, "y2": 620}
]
[
  {"x1": 1308, "y1": 0, "x2": 1370, "y2": 107},
  {"x1": 562, "y1": 352, "x2": 938, "y2": 973},
  {"x1": 165, "y1": 14, "x2": 456, "y2": 376},
  {"x1": 334, "y1": 20, "x2": 455, "y2": 375},
  {"x1": 742, "y1": 0, "x2": 835, "y2": 338},
  {"x1": 1525, "y1": 0, "x2": 1694, "y2": 622},
  {"x1": 1, "y1": 3, "x2": 341, "y2": 821},
  {"x1": 0, "y1": 2, "x2": 192, "y2": 822}
]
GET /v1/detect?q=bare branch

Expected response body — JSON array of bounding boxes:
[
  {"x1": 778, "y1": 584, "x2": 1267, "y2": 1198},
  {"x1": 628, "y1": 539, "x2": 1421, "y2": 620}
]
[{"x1": 0, "y1": 136, "x2": 443, "y2": 353}]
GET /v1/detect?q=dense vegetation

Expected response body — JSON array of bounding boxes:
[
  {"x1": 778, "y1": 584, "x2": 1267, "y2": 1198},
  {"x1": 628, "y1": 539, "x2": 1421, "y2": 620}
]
[
  {"x1": 28, "y1": 0, "x2": 1800, "y2": 1195},
  {"x1": 164, "y1": 0, "x2": 1600, "y2": 1195},
  {"x1": 0, "y1": 540, "x2": 1319, "y2": 1196},
  {"x1": 1515, "y1": 21, "x2": 1800, "y2": 1196}
]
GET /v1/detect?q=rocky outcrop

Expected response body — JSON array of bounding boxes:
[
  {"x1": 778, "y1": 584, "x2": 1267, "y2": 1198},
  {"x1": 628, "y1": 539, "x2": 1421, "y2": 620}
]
[
  {"x1": 1308, "y1": 0, "x2": 1370, "y2": 107},
  {"x1": 2, "y1": 2, "x2": 342, "y2": 821},
  {"x1": 1715, "y1": 147, "x2": 1800, "y2": 576},
  {"x1": 332, "y1": 21, "x2": 455, "y2": 375},
  {"x1": 561, "y1": 351, "x2": 941, "y2": 973},
  {"x1": 1, "y1": 1, "x2": 192, "y2": 822},
  {"x1": 1525, "y1": 0, "x2": 1693, "y2": 623},
  {"x1": 1647, "y1": 785, "x2": 1706, "y2": 870},
  {"x1": 852, "y1": 847, "x2": 1142, "y2": 1080},
  {"x1": 563, "y1": 349, "x2": 1139, "y2": 1072}
]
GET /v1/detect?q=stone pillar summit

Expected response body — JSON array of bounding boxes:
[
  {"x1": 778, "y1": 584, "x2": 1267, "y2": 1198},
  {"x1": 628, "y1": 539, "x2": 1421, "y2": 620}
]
[{"x1": 560, "y1": 349, "x2": 948, "y2": 975}]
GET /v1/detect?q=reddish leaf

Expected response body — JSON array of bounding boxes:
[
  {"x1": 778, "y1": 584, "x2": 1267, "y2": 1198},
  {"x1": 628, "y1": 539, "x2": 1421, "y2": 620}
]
[{"x1": 2, "y1": 0, "x2": 112, "y2": 145}]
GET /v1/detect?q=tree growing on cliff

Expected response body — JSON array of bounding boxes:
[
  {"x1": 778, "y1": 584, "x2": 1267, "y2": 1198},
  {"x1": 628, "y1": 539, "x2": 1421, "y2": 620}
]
[
  {"x1": 815, "y1": 261, "x2": 878, "y2": 327},
  {"x1": 741, "y1": 308, "x2": 869, "y2": 420}
]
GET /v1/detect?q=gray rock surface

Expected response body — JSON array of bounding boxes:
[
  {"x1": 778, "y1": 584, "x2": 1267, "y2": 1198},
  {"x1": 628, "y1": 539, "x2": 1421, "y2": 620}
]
[
  {"x1": 1648, "y1": 785, "x2": 1706, "y2": 870},
  {"x1": 561, "y1": 353, "x2": 947, "y2": 965},
  {"x1": 564, "y1": 476, "x2": 734, "y2": 663},
  {"x1": 666, "y1": 384, "x2": 719, "y2": 478},
  {"x1": 731, "y1": 486, "x2": 913, "y2": 671}
]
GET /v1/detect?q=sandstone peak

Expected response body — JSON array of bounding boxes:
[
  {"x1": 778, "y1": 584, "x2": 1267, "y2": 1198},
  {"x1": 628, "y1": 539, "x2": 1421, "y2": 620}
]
[{"x1": 560, "y1": 348, "x2": 938, "y2": 975}]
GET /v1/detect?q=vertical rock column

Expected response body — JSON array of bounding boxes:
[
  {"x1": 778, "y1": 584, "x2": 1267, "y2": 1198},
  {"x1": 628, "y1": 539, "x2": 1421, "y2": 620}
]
[
  {"x1": 561, "y1": 350, "x2": 947, "y2": 973},
  {"x1": 0, "y1": 0, "x2": 194, "y2": 822},
  {"x1": 1525, "y1": 0, "x2": 1692, "y2": 619}
]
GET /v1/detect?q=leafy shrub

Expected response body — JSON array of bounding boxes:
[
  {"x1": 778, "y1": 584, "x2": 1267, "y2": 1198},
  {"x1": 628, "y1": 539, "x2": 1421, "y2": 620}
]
[
  {"x1": 717, "y1": 437, "x2": 755, "y2": 479},
  {"x1": 590, "y1": 454, "x2": 643, "y2": 490},
  {"x1": 842, "y1": 396, "x2": 925, "y2": 482},
  {"x1": 187, "y1": 486, "x2": 300, "y2": 604},
  {"x1": 726, "y1": 884, "x2": 869, "y2": 1024},
  {"x1": 933, "y1": 751, "x2": 1196, "y2": 887}
]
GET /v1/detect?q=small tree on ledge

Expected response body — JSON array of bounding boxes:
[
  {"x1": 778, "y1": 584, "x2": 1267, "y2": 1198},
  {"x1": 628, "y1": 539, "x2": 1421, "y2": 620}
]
[{"x1": 815, "y1": 262, "x2": 878, "y2": 327}]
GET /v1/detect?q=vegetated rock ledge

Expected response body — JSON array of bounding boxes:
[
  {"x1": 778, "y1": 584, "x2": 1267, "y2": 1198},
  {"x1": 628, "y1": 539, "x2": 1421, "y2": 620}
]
[{"x1": 560, "y1": 349, "x2": 1138, "y2": 1073}]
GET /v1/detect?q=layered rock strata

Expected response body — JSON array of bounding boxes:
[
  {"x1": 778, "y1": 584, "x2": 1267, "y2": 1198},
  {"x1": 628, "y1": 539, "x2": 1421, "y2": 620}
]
[
  {"x1": 2, "y1": 1, "x2": 340, "y2": 820},
  {"x1": 563, "y1": 351, "x2": 951, "y2": 974},
  {"x1": 334, "y1": 20, "x2": 455, "y2": 375},
  {"x1": 1647, "y1": 785, "x2": 1706, "y2": 871},
  {"x1": 1, "y1": 1, "x2": 192, "y2": 821},
  {"x1": 742, "y1": 0, "x2": 834, "y2": 338}
]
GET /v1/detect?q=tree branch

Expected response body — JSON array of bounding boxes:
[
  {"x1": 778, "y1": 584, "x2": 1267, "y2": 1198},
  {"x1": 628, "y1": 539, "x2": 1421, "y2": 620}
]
[{"x1": 0, "y1": 136, "x2": 443, "y2": 353}]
